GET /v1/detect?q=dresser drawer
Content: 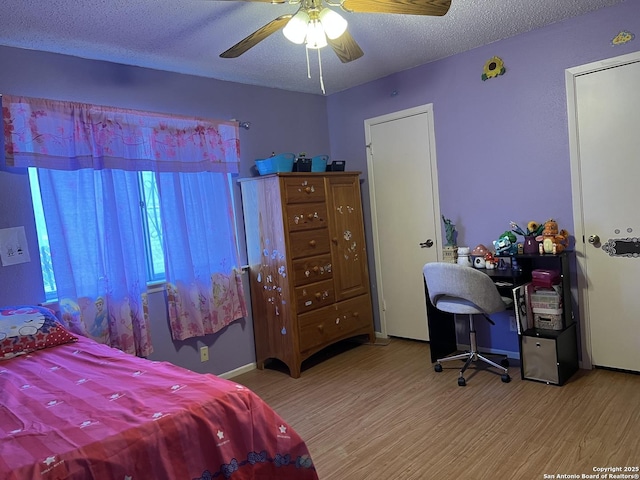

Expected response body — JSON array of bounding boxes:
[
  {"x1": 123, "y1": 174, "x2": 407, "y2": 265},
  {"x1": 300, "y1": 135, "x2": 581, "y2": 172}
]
[
  {"x1": 294, "y1": 279, "x2": 335, "y2": 314},
  {"x1": 282, "y1": 176, "x2": 326, "y2": 204},
  {"x1": 298, "y1": 295, "x2": 373, "y2": 353},
  {"x1": 292, "y1": 254, "x2": 333, "y2": 286},
  {"x1": 285, "y1": 202, "x2": 328, "y2": 232},
  {"x1": 289, "y1": 228, "x2": 331, "y2": 259}
]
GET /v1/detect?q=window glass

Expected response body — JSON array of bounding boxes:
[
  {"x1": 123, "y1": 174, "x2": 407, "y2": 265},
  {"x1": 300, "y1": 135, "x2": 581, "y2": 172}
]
[
  {"x1": 28, "y1": 168, "x2": 57, "y2": 301},
  {"x1": 138, "y1": 172, "x2": 166, "y2": 282}
]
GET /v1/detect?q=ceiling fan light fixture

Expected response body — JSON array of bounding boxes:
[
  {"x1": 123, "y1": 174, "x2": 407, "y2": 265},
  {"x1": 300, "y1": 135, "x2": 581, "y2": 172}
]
[
  {"x1": 318, "y1": 8, "x2": 347, "y2": 40},
  {"x1": 305, "y1": 19, "x2": 327, "y2": 49},
  {"x1": 283, "y1": 10, "x2": 310, "y2": 44}
]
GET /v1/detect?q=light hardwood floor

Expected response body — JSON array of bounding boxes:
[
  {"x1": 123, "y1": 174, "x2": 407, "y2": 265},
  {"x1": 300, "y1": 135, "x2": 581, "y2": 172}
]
[{"x1": 233, "y1": 338, "x2": 640, "y2": 480}]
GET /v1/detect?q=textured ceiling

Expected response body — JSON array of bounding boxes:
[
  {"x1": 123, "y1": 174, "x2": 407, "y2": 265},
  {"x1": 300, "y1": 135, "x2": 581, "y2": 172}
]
[{"x1": 0, "y1": 0, "x2": 626, "y2": 95}]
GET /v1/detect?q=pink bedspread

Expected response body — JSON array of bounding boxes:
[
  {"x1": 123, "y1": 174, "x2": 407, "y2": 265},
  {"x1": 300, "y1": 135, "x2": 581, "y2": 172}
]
[{"x1": 0, "y1": 336, "x2": 318, "y2": 479}]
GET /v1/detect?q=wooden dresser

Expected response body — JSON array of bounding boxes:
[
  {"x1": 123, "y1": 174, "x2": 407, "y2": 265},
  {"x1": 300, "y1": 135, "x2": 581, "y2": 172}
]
[{"x1": 239, "y1": 172, "x2": 375, "y2": 378}]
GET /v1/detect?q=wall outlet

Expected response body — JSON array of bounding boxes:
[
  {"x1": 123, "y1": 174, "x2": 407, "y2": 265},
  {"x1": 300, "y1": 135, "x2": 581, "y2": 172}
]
[
  {"x1": 509, "y1": 315, "x2": 517, "y2": 332},
  {"x1": 200, "y1": 346, "x2": 209, "y2": 362}
]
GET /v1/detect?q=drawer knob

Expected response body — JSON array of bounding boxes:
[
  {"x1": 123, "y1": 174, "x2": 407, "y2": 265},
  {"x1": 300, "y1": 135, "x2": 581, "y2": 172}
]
[
  {"x1": 305, "y1": 186, "x2": 312, "y2": 193},
  {"x1": 315, "y1": 292, "x2": 322, "y2": 300},
  {"x1": 332, "y1": 237, "x2": 338, "y2": 245},
  {"x1": 335, "y1": 318, "x2": 340, "y2": 324},
  {"x1": 307, "y1": 213, "x2": 314, "y2": 220},
  {"x1": 317, "y1": 324, "x2": 324, "y2": 332},
  {"x1": 309, "y1": 240, "x2": 316, "y2": 247},
  {"x1": 352, "y1": 311, "x2": 359, "y2": 318},
  {"x1": 313, "y1": 266, "x2": 319, "y2": 273}
]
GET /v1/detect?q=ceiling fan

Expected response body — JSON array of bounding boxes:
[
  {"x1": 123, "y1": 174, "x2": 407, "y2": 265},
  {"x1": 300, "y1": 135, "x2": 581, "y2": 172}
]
[{"x1": 218, "y1": 0, "x2": 452, "y2": 64}]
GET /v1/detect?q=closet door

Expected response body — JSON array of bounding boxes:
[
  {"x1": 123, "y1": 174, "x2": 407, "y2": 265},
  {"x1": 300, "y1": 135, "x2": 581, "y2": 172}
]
[{"x1": 570, "y1": 57, "x2": 640, "y2": 372}]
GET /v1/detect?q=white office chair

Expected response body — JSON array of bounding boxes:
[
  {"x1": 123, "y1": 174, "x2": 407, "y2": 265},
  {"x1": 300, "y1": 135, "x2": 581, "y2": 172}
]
[{"x1": 423, "y1": 262, "x2": 512, "y2": 386}]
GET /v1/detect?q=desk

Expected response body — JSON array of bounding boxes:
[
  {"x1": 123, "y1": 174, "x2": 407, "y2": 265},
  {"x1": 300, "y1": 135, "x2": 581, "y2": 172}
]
[{"x1": 424, "y1": 252, "x2": 579, "y2": 385}]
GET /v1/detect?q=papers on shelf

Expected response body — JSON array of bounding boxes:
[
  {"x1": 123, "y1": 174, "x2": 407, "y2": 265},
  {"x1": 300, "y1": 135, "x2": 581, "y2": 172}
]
[{"x1": 512, "y1": 282, "x2": 534, "y2": 334}]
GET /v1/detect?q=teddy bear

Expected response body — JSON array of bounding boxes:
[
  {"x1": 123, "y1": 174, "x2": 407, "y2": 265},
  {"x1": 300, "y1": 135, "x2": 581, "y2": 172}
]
[{"x1": 536, "y1": 219, "x2": 569, "y2": 254}]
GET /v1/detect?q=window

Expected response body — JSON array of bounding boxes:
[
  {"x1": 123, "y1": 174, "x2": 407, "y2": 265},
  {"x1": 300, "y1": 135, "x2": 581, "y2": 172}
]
[
  {"x1": 138, "y1": 171, "x2": 166, "y2": 283},
  {"x1": 28, "y1": 168, "x2": 57, "y2": 301},
  {"x1": 9, "y1": 94, "x2": 245, "y2": 345},
  {"x1": 29, "y1": 168, "x2": 176, "y2": 300}
]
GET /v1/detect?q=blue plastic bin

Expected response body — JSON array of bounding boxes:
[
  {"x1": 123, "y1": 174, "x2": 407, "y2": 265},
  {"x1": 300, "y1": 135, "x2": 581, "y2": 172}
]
[
  {"x1": 311, "y1": 155, "x2": 329, "y2": 172},
  {"x1": 255, "y1": 153, "x2": 295, "y2": 175}
]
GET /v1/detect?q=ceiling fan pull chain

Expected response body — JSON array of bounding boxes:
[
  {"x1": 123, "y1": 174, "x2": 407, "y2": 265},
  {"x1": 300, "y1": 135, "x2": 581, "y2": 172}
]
[
  {"x1": 306, "y1": 47, "x2": 311, "y2": 79},
  {"x1": 317, "y1": 47, "x2": 325, "y2": 95}
]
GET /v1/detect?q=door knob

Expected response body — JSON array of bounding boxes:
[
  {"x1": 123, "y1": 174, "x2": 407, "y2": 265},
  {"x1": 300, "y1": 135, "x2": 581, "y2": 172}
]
[
  {"x1": 419, "y1": 239, "x2": 434, "y2": 248},
  {"x1": 588, "y1": 235, "x2": 600, "y2": 245}
]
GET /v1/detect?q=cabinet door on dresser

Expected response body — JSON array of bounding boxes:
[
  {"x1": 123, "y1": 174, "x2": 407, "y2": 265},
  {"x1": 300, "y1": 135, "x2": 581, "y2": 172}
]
[{"x1": 325, "y1": 175, "x2": 370, "y2": 300}]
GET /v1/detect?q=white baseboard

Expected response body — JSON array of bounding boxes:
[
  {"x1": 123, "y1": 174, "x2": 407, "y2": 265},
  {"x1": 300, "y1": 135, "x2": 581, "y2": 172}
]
[{"x1": 219, "y1": 362, "x2": 257, "y2": 379}]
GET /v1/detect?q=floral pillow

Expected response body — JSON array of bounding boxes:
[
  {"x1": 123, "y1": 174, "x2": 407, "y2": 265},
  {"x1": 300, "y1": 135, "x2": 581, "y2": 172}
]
[{"x1": 0, "y1": 305, "x2": 77, "y2": 360}]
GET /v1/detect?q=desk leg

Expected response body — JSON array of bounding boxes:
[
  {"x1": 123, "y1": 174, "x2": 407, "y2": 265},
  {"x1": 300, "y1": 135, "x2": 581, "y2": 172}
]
[{"x1": 425, "y1": 279, "x2": 457, "y2": 363}]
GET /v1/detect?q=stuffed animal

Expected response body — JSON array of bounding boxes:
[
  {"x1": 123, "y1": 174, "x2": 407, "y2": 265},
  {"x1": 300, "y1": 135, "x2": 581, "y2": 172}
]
[
  {"x1": 493, "y1": 231, "x2": 518, "y2": 255},
  {"x1": 536, "y1": 219, "x2": 569, "y2": 254}
]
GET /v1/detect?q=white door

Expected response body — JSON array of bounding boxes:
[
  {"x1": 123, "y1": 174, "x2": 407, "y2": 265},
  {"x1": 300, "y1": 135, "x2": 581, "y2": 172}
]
[
  {"x1": 567, "y1": 52, "x2": 640, "y2": 372},
  {"x1": 365, "y1": 105, "x2": 441, "y2": 341}
]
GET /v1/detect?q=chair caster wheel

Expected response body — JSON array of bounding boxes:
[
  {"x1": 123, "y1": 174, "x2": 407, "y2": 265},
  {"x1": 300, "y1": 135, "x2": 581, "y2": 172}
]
[
  {"x1": 434, "y1": 363, "x2": 443, "y2": 373},
  {"x1": 458, "y1": 377, "x2": 466, "y2": 387},
  {"x1": 501, "y1": 374, "x2": 511, "y2": 383},
  {"x1": 501, "y1": 358, "x2": 509, "y2": 368}
]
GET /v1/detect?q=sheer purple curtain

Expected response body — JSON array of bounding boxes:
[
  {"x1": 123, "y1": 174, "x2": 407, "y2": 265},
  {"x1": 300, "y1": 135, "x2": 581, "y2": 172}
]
[
  {"x1": 3, "y1": 94, "x2": 245, "y2": 351},
  {"x1": 157, "y1": 171, "x2": 247, "y2": 340},
  {"x1": 37, "y1": 168, "x2": 154, "y2": 356}
]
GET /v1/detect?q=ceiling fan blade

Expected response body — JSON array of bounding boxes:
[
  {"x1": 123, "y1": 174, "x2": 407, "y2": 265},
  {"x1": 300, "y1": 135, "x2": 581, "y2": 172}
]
[
  {"x1": 220, "y1": 14, "x2": 293, "y2": 58},
  {"x1": 327, "y1": 31, "x2": 364, "y2": 63},
  {"x1": 206, "y1": 0, "x2": 286, "y2": 3},
  {"x1": 341, "y1": 0, "x2": 451, "y2": 16}
]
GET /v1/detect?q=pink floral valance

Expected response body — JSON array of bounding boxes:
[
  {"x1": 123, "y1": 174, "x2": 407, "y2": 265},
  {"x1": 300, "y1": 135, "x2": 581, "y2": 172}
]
[{"x1": 2, "y1": 94, "x2": 240, "y2": 173}]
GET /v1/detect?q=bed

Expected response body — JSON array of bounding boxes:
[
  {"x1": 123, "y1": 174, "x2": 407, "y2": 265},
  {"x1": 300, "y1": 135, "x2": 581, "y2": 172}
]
[{"x1": 0, "y1": 305, "x2": 318, "y2": 479}]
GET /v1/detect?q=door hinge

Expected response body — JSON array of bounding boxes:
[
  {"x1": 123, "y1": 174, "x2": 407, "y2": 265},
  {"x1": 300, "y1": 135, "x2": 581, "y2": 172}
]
[{"x1": 366, "y1": 142, "x2": 373, "y2": 156}]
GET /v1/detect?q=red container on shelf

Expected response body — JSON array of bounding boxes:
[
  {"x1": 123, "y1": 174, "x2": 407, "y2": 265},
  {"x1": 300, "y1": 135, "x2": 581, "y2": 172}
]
[{"x1": 531, "y1": 269, "x2": 561, "y2": 288}]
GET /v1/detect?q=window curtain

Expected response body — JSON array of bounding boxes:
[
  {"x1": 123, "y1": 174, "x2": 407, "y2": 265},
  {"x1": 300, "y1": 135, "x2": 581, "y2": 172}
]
[
  {"x1": 157, "y1": 171, "x2": 247, "y2": 340},
  {"x1": 3, "y1": 95, "x2": 240, "y2": 173},
  {"x1": 37, "y1": 168, "x2": 154, "y2": 357},
  {"x1": 3, "y1": 94, "x2": 245, "y2": 349}
]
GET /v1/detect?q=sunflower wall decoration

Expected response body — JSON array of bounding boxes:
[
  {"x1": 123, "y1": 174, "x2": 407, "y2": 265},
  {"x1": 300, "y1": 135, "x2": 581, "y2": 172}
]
[
  {"x1": 482, "y1": 56, "x2": 506, "y2": 81},
  {"x1": 611, "y1": 30, "x2": 635, "y2": 46}
]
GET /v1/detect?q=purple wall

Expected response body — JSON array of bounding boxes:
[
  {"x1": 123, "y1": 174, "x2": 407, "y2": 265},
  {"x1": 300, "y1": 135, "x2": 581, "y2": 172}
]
[
  {"x1": 329, "y1": 2, "x2": 639, "y2": 246},
  {"x1": 0, "y1": 0, "x2": 638, "y2": 371},
  {"x1": 326, "y1": 0, "x2": 640, "y2": 351},
  {"x1": 0, "y1": 46, "x2": 330, "y2": 374}
]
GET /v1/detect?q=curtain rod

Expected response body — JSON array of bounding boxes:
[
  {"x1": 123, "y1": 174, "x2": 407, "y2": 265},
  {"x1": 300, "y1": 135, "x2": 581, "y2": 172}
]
[{"x1": 230, "y1": 118, "x2": 251, "y2": 130}]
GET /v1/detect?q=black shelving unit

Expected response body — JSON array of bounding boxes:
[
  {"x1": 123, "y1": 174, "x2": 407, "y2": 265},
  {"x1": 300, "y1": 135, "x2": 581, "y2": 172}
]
[{"x1": 503, "y1": 252, "x2": 578, "y2": 385}]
